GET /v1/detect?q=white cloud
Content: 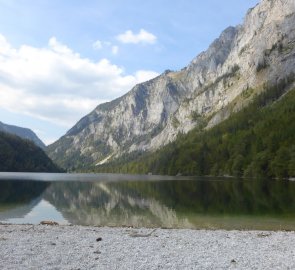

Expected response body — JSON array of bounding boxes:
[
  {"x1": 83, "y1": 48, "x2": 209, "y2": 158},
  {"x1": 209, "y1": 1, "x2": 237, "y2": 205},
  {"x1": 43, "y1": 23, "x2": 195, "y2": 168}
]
[
  {"x1": 117, "y1": 29, "x2": 157, "y2": 44},
  {"x1": 93, "y1": 40, "x2": 119, "y2": 55},
  {"x1": 49, "y1": 37, "x2": 73, "y2": 54},
  {"x1": 134, "y1": 70, "x2": 159, "y2": 82},
  {"x1": 0, "y1": 34, "x2": 159, "y2": 128},
  {"x1": 93, "y1": 40, "x2": 103, "y2": 50},
  {"x1": 111, "y1": 45, "x2": 119, "y2": 55}
]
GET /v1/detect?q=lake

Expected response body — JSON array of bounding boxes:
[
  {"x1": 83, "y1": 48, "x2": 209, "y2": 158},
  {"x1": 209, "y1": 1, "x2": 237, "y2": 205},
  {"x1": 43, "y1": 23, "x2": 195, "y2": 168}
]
[{"x1": 1, "y1": 172, "x2": 295, "y2": 230}]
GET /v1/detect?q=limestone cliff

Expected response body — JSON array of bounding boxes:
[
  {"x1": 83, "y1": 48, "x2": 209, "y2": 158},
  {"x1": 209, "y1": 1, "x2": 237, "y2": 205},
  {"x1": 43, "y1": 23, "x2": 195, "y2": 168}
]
[{"x1": 47, "y1": 0, "x2": 295, "y2": 169}]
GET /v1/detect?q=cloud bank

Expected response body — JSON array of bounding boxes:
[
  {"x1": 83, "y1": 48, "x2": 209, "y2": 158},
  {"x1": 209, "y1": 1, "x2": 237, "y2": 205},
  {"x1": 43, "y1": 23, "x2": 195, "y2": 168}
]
[{"x1": 0, "y1": 34, "x2": 159, "y2": 128}]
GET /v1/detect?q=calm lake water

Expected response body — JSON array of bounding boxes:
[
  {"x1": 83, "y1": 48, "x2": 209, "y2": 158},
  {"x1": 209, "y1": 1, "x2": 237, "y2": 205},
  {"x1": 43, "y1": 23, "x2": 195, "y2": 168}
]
[{"x1": 1, "y1": 172, "x2": 295, "y2": 230}]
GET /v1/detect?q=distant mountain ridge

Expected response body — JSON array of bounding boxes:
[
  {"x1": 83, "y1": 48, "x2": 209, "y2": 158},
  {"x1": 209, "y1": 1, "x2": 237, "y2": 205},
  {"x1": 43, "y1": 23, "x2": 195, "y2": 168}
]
[
  {"x1": 0, "y1": 121, "x2": 45, "y2": 149},
  {"x1": 47, "y1": 0, "x2": 295, "y2": 170}
]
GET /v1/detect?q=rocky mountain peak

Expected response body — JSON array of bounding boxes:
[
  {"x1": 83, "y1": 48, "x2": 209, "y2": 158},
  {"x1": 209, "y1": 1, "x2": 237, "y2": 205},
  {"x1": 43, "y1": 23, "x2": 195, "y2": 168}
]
[
  {"x1": 47, "y1": 0, "x2": 295, "y2": 170},
  {"x1": 190, "y1": 26, "x2": 238, "y2": 69}
]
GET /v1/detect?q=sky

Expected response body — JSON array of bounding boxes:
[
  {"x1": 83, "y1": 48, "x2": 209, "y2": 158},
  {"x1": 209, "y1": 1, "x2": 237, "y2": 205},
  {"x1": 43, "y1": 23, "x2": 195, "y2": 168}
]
[{"x1": 0, "y1": 0, "x2": 259, "y2": 145}]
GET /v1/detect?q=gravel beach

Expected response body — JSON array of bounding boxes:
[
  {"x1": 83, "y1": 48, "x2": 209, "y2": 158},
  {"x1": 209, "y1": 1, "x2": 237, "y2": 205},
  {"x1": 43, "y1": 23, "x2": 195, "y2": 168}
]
[{"x1": 0, "y1": 224, "x2": 295, "y2": 270}]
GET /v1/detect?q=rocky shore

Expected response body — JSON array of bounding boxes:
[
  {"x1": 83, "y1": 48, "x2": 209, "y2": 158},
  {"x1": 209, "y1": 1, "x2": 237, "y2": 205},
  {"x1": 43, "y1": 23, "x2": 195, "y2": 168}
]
[{"x1": 0, "y1": 224, "x2": 294, "y2": 269}]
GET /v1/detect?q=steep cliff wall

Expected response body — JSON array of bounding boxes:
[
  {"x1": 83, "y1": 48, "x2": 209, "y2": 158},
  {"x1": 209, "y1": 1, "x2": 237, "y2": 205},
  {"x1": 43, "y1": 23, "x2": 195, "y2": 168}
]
[{"x1": 47, "y1": 0, "x2": 295, "y2": 169}]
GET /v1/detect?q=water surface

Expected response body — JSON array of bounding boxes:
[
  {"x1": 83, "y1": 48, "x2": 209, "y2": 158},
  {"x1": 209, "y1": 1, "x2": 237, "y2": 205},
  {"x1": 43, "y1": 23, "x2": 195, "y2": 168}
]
[{"x1": 1, "y1": 173, "x2": 295, "y2": 230}]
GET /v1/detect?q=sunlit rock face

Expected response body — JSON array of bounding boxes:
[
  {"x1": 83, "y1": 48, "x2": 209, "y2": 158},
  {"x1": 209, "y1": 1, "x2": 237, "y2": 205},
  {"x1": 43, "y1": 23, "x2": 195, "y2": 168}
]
[{"x1": 47, "y1": 0, "x2": 295, "y2": 169}]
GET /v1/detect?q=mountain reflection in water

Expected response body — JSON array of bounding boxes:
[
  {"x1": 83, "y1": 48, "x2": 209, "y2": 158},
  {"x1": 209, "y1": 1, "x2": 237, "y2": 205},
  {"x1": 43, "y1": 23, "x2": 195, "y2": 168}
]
[
  {"x1": 1, "y1": 176, "x2": 295, "y2": 230},
  {"x1": 44, "y1": 181, "x2": 192, "y2": 228}
]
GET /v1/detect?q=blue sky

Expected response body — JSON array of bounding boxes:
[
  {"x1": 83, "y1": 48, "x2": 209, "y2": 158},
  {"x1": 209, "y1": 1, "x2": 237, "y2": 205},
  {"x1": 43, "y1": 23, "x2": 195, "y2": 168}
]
[{"x1": 0, "y1": 0, "x2": 259, "y2": 144}]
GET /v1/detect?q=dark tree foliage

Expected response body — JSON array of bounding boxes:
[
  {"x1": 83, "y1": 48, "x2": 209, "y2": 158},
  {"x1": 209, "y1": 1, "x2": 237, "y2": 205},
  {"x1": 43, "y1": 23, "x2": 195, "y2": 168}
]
[
  {"x1": 94, "y1": 82, "x2": 295, "y2": 179},
  {"x1": 0, "y1": 132, "x2": 62, "y2": 172}
]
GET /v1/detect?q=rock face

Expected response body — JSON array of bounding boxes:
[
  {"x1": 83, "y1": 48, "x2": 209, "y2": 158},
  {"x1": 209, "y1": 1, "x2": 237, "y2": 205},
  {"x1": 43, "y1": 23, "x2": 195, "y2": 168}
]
[
  {"x1": 47, "y1": 0, "x2": 295, "y2": 169},
  {"x1": 0, "y1": 121, "x2": 45, "y2": 149}
]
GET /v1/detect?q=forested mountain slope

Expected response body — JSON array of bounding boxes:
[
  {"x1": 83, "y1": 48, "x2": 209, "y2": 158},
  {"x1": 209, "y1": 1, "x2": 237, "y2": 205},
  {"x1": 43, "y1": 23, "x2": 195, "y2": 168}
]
[
  {"x1": 0, "y1": 121, "x2": 45, "y2": 149},
  {"x1": 0, "y1": 132, "x2": 61, "y2": 172},
  {"x1": 93, "y1": 82, "x2": 295, "y2": 179}
]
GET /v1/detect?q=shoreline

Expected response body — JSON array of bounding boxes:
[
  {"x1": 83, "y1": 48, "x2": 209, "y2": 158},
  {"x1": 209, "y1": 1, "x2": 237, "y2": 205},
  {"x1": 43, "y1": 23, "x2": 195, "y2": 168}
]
[
  {"x1": 1, "y1": 171, "x2": 294, "y2": 181},
  {"x1": 1, "y1": 224, "x2": 295, "y2": 269},
  {"x1": 1, "y1": 222, "x2": 295, "y2": 232}
]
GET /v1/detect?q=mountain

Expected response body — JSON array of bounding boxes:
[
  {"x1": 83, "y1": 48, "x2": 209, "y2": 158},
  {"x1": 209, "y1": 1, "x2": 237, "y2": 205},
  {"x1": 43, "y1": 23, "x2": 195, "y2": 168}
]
[
  {"x1": 0, "y1": 132, "x2": 62, "y2": 172},
  {"x1": 94, "y1": 83, "x2": 295, "y2": 179},
  {"x1": 47, "y1": 0, "x2": 295, "y2": 171},
  {"x1": 0, "y1": 121, "x2": 45, "y2": 149}
]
